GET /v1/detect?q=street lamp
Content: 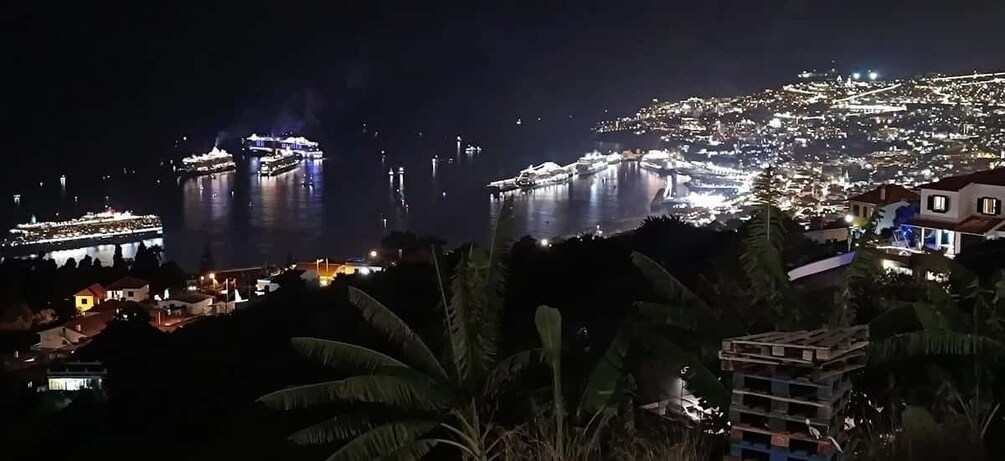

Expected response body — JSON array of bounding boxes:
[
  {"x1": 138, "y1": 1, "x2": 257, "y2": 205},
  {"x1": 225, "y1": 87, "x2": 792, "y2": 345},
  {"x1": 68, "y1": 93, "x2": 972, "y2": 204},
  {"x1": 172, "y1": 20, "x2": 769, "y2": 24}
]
[{"x1": 369, "y1": 249, "x2": 378, "y2": 259}]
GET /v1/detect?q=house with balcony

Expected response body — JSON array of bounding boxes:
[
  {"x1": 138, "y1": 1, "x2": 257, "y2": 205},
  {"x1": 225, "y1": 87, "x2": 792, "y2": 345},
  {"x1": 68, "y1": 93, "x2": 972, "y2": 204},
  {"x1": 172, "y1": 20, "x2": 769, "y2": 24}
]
[{"x1": 905, "y1": 168, "x2": 1005, "y2": 256}]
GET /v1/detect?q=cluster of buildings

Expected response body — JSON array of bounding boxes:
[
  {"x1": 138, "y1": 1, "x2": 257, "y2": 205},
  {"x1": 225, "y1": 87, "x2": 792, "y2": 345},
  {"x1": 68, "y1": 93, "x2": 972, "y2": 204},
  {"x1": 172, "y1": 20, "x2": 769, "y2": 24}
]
[
  {"x1": 816, "y1": 166, "x2": 1005, "y2": 264},
  {"x1": 39, "y1": 275, "x2": 234, "y2": 353},
  {"x1": 596, "y1": 71, "x2": 1005, "y2": 228},
  {"x1": 5, "y1": 256, "x2": 386, "y2": 392}
]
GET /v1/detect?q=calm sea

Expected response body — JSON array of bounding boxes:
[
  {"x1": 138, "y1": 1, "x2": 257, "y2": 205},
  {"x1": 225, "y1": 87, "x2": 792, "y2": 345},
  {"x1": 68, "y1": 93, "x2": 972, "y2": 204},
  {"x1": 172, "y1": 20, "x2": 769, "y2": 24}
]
[{"x1": 1, "y1": 125, "x2": 667, "y2": 270}]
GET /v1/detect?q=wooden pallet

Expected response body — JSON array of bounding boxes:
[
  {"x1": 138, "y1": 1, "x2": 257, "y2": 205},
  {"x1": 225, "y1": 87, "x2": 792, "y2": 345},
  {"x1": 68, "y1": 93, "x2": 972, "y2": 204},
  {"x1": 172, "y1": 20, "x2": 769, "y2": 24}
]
[
  {"x1": 731, "y1": 383, "x2": 851, "y2": 421},
  {"x1": 730, "y1": 424, "x2": 843, "y2": 457},
  {"x1": 730, "y1": 392, "x2": 851, "y2": 436},
  {"x1": 727, "y1": 439, "x2": 839, "y2": 461},
  {"x1": 721, "y1": 326, "x2": 868, "y2": 364},
  {"x1": 732, "y1": 371, "x2": 850, "y2": 402},
  {"x1": 721, "y1": 351, "x2": 867, "y2": 379}
]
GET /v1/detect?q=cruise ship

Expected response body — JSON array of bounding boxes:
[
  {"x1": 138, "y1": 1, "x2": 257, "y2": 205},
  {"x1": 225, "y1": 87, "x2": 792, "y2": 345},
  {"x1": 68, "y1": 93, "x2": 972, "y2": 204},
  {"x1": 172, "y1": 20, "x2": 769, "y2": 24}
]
[
  {"x1": 244, "y1": 134, "x2": 324, "y2": 159},
  {"x1": 574, "y1": 152, "x2": 609, "y2": 175},
  {"x1": 1, "y1": 210, "x2": 163, "y2": 255},
  {"x1": 258, "y1": 149, "x2": 300, "y2": 176},
  {"x1": 177, "y1": 147, "x2": 236, "y2": 177},
  {"x1": 640, "y1": 150, "x2": 675, "y2": 172},
  {"x1": 515, "y1": 162, "x2": 572, "y2": 188}
]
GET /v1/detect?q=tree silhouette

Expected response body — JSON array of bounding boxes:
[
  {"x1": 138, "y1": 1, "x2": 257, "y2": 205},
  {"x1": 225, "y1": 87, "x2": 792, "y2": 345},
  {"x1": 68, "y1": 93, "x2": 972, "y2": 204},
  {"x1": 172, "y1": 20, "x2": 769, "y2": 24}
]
[
  {"x1": 113, "y1": 244, "x2": 127, "y2": 271},
  {"x1": 199, "y1": 243, "x2": 215, "y2": 275}
]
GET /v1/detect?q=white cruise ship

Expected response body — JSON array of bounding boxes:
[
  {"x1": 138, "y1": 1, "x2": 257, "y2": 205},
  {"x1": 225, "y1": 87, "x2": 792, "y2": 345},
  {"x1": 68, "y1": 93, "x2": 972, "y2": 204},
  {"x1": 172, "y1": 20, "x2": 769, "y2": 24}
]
[
  {"x1": 574, "y1": 152, "x2": 609, "y2": 175},
  {"x1": 244, "y1": 134, "x2": 324, "y2": 159},
  {"x1": 515, "y1": 162, "x2": 572, "y2": 188},
  {"x1": 259, "y1": 149, "x2": 300, "y2": 176},
  {"x1": 177, "y1": 147, "x2": 236, "y2": 177},
  {"x1": 1, "y1": 210, "x2": 163, "y2": 254}
]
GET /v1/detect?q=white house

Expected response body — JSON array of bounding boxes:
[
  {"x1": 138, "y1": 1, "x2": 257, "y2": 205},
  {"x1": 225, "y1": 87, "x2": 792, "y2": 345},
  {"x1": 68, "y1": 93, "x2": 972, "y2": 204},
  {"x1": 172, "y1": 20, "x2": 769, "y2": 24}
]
[
  {"x1": 907, "y1": 167, "x2": 1005, "y2": 256},
  {"x1": 105, "y1": 276, "x2": 150, "y2": 302},
  {"x1": 158, "y1": 293, "x2": 214, "y2": 315}
]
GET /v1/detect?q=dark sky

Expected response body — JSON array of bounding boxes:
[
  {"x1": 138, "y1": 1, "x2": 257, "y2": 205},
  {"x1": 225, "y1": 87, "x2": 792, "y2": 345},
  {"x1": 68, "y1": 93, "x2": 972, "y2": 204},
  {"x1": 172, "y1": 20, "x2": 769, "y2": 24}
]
[{"x1": 5, "y1": 0, "x2": 1005, "y2": 180}]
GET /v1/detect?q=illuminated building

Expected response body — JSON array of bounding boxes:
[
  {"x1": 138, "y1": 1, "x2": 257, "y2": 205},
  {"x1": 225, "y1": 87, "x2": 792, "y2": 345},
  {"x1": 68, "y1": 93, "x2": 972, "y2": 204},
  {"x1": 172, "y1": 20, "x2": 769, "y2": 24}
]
[{"x1": 906, "y1": 167, "x2": 1005, "y2": 256}]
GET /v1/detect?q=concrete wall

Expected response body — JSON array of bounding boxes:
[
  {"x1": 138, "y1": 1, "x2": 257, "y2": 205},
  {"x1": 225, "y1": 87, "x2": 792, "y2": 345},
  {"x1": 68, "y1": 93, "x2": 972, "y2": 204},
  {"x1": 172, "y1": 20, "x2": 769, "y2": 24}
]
[
  {"x1": 959, "y1": 183, "x2": 1005, "y2": 217},
  {"x1": 107, "y1": 286, "x2": 150, "y2": 302},
  {"x1": 919, "y1": 189, "x2": 961, "y2": 221}
]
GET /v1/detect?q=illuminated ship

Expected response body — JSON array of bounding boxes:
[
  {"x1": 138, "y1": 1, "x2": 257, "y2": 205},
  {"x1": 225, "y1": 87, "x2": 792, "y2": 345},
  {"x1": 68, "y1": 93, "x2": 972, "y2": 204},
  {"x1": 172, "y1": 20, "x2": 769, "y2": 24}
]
[
  {"x1": 515, "y1": 162, "x2": 572, "y2": 188},
  {"x1": 177, "y1": 147, "x2": 236, "y2": 177},
  {"x1": 258, "y1": 149, "x2": 300, "y2": 176},
  {"x1": 244, "y1": 134, "x2": 324, "y2": 159},
  {"x1": 640, "y1": 150, "x2": 674, "y2": 172},
  {"x1": 1, "y1": 210, "x2": 163, "y2": 255},
  {"x1": 574, "y1": 152, "x2": 609, "y2": 175}
]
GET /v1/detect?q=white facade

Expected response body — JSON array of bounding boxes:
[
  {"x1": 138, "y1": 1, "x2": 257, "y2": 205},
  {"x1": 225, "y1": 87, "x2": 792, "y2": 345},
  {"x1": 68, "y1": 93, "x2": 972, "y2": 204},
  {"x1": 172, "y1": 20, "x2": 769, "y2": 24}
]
[
  {"x1": 107, "y1": 285, "x2": 149, "y2": 302},
  {"x1": 158, "y1": 296, "x2": 214, "y2": 315},
  {"x1": 912, "y1": 175, "x2": 1005, "y2": 256}
]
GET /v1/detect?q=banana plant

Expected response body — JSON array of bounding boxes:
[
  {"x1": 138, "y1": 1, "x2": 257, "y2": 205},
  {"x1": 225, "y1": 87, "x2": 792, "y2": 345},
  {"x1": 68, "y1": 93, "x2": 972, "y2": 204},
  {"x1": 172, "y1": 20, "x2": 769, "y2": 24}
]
[{"x1": 258, "y1": 201, "x2": 536, "y2": 461}]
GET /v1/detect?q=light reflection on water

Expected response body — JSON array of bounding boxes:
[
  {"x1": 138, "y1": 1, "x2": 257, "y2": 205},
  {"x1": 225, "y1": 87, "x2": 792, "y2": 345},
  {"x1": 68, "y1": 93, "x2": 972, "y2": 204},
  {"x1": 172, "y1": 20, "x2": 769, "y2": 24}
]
[
  {"x1": 12, "y1": 150, "x2": 670, "y2": 270},
  {"x1": 40, "y1": 238, "x2": 165, "y2": 267},
  {"x1": 489, "y1": 162, "x2": 666, "y2": 240}
]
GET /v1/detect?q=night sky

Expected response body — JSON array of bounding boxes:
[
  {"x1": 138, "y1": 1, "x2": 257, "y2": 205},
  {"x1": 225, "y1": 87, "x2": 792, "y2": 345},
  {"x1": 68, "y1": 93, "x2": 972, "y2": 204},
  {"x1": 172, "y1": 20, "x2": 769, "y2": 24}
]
[{"x1": 5, "y1": 1, "x2": 1005, "y2": 186}]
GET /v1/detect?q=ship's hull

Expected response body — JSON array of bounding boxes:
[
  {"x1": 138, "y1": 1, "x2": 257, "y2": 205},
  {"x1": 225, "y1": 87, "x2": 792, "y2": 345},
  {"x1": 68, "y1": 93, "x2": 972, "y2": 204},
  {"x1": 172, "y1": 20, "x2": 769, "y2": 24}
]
[
  {"x1": 0, "y1": 228, "x2": 164, "y2": 257},
  {"x1": 575, "y1": 162, "x2": 607, "y2": 175},
  {"x1": 259, "y1": 159, "x2": 299, "y2": 176},
  {"x1": 178, "y1": 162, "x2": 237, "y2": 178},
  {"x1": 517, "y1": 172, "x2": 571, "y2": 189}
]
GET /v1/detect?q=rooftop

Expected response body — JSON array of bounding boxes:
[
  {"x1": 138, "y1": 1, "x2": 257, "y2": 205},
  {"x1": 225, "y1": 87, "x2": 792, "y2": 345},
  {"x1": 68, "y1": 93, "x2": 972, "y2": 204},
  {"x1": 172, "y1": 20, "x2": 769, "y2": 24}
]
[
  {"x1": 74, "y1": 283, "x2": 107, "y2": 299},
  {"x1": 908, "y1": 215, "x2": 1005, "y2": 235},
  {"x1": 918, "y1": 167, "x2": 1005, "y2": 191},
  {"x1": 106, "y1": 275, "x2": 149, "y2": 290},
  {"x1": 848, "y1": 184, "x2": 918, "y2": 205},
  {"x1": 169, "y1": 293, "x2": 214, "y2": 304}
]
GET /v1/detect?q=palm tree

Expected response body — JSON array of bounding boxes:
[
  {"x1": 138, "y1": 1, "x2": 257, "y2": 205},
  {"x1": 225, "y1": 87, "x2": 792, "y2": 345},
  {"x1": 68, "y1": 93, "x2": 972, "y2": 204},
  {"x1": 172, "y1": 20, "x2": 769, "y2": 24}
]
[{"x1": 258, "y1": 202, "x2": 535, "y2": 460}]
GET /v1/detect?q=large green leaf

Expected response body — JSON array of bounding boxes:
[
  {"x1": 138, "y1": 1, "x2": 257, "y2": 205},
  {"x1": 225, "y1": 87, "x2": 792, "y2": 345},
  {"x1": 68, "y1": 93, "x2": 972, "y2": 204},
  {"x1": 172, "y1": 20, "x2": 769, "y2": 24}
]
[
  {"x1": 578, "y1": 321, "x2": 631, "y2": 418},
  {"x1": 258, "y1": 375, "x2": 451, "y2": 412},
  {"x1": 288, "y1": 413, "x2": 379, "y2": 445},
  {"x1": 291, "y1": 337, "x2": 409, "y2": 373},
  {"x1": 534, "y1": 305, "x2": 565, "y2": 454},
  {"x1": 377, "y1": 439, "x2": 438, "y2": 461},
  {"x1": 871, "y1": 331, "x2": 1005, "y2": 362},
  {"x1": 444, "y1": 250, "x2": 483, "y2": 386},
  {"x1": 257, "y1": 381, "x2": 342, "y2": 411},
  {"x1": 479, "y1": 198, "x2": 513, "y2": 369},
  {"x1": 326, "y1": 421, "x2": 439, "y2": 461},
  {"x1": 483, "y1": 348, "x2": 541, "y2": 395},
  {"x1": 348, "y1": 287, "x2": 448, "y2": 381},
  {"x1": 631, "y1": 251, "x2": 711, "y2": 312}
]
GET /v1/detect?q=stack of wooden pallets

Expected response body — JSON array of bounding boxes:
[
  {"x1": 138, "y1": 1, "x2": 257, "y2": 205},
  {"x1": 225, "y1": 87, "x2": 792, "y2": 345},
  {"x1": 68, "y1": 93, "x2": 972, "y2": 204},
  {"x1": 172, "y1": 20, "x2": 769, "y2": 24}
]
[{"x1": 720, "y1": 326, "x2": 868, "y2": 461}]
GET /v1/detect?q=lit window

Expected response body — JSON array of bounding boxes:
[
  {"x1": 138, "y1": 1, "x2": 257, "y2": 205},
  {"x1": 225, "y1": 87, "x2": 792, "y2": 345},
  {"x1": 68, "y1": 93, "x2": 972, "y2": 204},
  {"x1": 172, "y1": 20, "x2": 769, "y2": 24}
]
[
  {"x1": 929, "y1": 195, "x2": 949, "y2": 213},
  {"x1": 979, "y1": 197, "x2": 1001, "y2": 216}
]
